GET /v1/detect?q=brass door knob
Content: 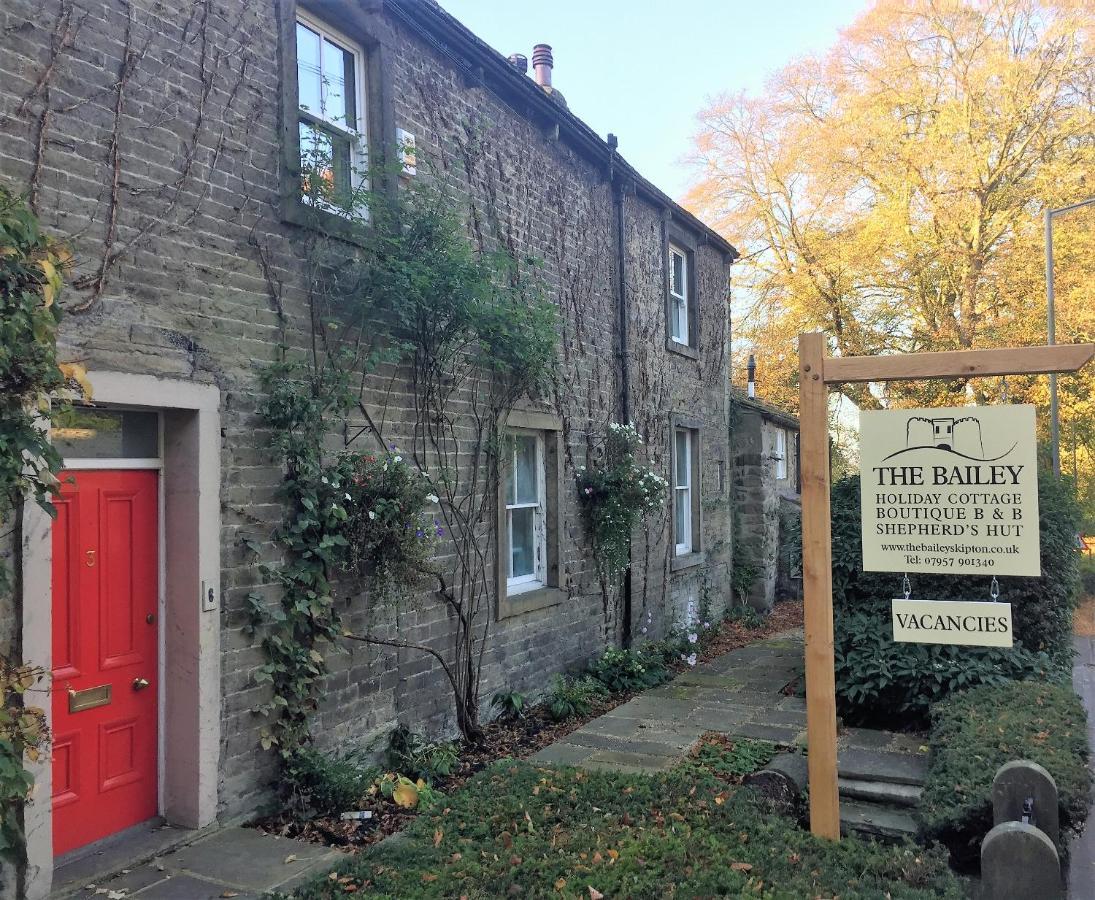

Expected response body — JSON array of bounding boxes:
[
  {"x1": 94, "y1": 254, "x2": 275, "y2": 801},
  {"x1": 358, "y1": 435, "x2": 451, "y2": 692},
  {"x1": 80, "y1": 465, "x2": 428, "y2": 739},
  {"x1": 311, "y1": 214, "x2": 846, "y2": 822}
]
[{"x1": 132, "y1": 677, "x2": 150, "y2": 691}]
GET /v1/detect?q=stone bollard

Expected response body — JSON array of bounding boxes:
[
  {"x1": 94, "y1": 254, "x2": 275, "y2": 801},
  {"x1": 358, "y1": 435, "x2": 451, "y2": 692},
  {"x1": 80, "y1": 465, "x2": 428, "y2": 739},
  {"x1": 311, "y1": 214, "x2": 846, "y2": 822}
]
[
  {"x1": 992, "y1": 759, "x2": 1059, "y2": 848},
  {"x1": 980, "y1": 821, "x2": 1063, "y2": 900}
]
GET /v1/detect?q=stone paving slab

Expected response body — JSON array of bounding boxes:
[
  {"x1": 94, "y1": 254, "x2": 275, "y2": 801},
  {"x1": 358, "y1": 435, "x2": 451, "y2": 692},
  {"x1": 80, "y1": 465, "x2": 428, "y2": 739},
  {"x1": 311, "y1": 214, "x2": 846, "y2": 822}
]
[
  {"x1": 61, "y1": 826, "x2": 344, "y2": 899},
  {"x1": 838, "y1": 748, "x2": 930, "y2": 786}
]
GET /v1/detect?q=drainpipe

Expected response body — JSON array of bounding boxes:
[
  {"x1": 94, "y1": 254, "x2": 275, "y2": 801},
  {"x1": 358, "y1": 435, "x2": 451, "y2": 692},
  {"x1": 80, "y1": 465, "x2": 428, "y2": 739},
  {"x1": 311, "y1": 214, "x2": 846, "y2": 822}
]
[{"x1": 609, "y1": 133, "x2": 633, "y2": 648}]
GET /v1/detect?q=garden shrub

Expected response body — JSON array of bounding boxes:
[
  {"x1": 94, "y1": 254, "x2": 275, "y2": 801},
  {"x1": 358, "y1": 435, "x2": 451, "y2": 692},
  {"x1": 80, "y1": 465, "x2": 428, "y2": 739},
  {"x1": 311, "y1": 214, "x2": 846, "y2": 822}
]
[
  {"x1": 546, "y1": 675, "x2": 608, "y2": 722},
  {"x1": 283, "y1": 748, "x2": 379, "y2": 817},
  {"x1": 831, "y1": 472, "x2": 1080, "y2": 723},
  {"x1": 576, "y1": 423, "x2": 667, "y2": 576},
  {"x1": 587, "y1": 647, "x2": 670, "y2": 693},
  {"x1": 1080, "y1": 554, "x2": 1095, "y2": 598},
  {"x1": 919, "y1": 680, "x2": 1092, "y2": 867},
  {"x1": 386, "y1": 726, "x2": 460, "y2": 784},
  {"x1": 292, "y1": 760, "x2": 965, "y2": 899}
]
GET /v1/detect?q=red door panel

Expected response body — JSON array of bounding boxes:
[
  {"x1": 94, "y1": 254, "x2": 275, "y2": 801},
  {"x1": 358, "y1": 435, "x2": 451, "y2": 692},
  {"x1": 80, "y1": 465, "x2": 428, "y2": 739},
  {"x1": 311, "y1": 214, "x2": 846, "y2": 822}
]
[{"x1": 52, "y1": 470, "x2": 159, "y2": 856}]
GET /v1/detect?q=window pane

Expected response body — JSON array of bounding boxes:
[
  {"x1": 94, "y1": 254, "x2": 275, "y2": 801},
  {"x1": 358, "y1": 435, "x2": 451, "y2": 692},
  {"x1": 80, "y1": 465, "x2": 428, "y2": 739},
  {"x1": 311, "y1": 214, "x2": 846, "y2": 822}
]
[
  {"x1": 322, "y1": 37, "x2": 352, "y2": 127},
  {"x1": 514, "y1": 435, "x2": 538, "y2": 504},
  {"x1": 671, "y1": 296, "x2": 685, "y2": 340},
  {"x1": 296, "y1": 24, "x2": 322, "y2": 114},
  {"x1": 331, "y1": 134, "x2": 352, "y2": 198},
  {"x1": 674, "y1": 430, "x2": 689, "y2": 488},
  {"x1": 53, "y1": 408, "x2": 158, "y2": 459},
  {"x1": 510, "y1": 507, "x2": 535, "y2": 578},
  {"x1": 675, "y1": 489, "x2": 690, "y2": 547},
  {"x1": 671, "y1": 250, "x2": 685, "y2": 296},
  {"x1": 299, "y1": 121, "x2": 333, "y2": 195}
]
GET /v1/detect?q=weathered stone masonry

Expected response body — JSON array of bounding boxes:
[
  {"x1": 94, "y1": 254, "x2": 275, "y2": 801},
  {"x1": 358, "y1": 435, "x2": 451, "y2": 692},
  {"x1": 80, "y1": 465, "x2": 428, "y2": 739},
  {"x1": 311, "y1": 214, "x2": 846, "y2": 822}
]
[{"x1": 0, "y1": 0, "x2": 736, "y2": 832}]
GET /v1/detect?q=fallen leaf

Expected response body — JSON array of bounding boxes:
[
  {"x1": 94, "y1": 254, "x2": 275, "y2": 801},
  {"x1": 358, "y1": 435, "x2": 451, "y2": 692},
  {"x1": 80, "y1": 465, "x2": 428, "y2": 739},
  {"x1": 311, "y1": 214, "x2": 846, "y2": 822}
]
[
  {"x1": 221, "y1": 893, "x2": 240, "y2": 899},
  {"x1": 434, "y1": 828, "x2": 444, "y2": 847},
  {"x1": 731, "y1": 862, "x2": 753, "y2": 872},
  {"x1": 284, "y1": 855, "x2": 297, "y2": 864},
  {"x1": 554, "y1": 878, "x2": 567, "y2": 891},
  {"x1": 589, "y1": 888, "x2": 604, "y2": 899},
  {"x1": 422, "y1": 873, "x2": 438, "y2": 883},
  {"x1": 500, "y1": 831, "x2": 513, "y2": 849}
]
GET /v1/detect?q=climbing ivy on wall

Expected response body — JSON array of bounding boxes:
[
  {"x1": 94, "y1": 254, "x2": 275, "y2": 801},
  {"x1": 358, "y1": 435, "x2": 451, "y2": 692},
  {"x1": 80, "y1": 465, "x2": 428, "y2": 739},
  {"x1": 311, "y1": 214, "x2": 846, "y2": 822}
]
[
  {"x1": 0, "y1": 186, "x2": 87, "y2": 882},
  {"x1": 251, "y1": 158, "x2": 557, "y2": 763}
]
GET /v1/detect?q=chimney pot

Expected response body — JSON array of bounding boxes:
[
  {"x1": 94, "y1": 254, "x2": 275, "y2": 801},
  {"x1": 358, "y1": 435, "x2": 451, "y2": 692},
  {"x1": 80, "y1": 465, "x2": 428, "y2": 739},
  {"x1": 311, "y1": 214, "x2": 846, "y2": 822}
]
[
  {"x1": 747, "y1": 354, "x2": 757, "y2": 398},
  {"x1": 532, "y1": 43, "x2": 553, "y2": 88},
  {"x1": 508, "y1": 53, "x2": 528, "y2": 74}
]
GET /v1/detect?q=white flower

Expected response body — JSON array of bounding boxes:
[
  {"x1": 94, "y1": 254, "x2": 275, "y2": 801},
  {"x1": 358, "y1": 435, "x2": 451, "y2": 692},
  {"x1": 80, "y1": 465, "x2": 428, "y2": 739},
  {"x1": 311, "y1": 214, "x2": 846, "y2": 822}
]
[
  {"x1": 394, "y1": 455, "x2": 403, "y2": 463},
  {"x1": 688, "y1": 632, "x2": 698, "y2": 644},
  {"x1": 686, "y1": 653, "x2": 697, "y2": 667},
  {"x1": 368, "y1": 510, "x2": 377, "y2": 521},
  {"x1": 426, "y1": 494, "x2": 439, "y2": 504},
  {"x1": 321, "y1": 476, "x2": 329, "y2": 484},
  {"x1": 345, "y1": 493, "x2": 352, "y2": 501}
]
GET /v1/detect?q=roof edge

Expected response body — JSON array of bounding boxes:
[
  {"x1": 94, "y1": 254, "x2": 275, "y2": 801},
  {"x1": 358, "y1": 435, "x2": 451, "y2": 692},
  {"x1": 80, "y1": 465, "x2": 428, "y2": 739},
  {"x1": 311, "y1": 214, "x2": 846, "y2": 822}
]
[{"x1": 384, "y1": 0, "x2": 739, "y2": 261}]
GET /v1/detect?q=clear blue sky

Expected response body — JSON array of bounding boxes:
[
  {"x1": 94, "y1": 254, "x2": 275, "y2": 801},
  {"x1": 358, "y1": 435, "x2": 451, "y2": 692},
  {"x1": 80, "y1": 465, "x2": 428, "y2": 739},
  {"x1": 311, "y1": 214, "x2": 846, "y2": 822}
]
[{"x1": 441, "y1": 0, "x2": 869, "y2": 200}]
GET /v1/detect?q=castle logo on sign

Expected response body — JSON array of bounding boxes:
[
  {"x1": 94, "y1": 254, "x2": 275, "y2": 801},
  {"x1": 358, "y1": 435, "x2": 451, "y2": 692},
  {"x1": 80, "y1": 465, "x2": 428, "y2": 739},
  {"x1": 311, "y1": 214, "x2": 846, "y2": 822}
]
[{"x1": 860, "y1": 405, "x2": 1040, "y2": 577}]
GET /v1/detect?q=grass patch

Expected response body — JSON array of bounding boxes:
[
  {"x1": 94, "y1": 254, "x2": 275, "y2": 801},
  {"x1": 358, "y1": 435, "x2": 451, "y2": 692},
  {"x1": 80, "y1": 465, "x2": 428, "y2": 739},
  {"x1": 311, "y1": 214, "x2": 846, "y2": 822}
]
[
  {"x1": 292, "y1": 760, "x2": 963, "y2": 899},
  {"x1": 919, "y1": 680, "x2": 1092, "y2": 867},
  {"x1": 681, "y1": 733, "x2": 779, "y2": 784}
]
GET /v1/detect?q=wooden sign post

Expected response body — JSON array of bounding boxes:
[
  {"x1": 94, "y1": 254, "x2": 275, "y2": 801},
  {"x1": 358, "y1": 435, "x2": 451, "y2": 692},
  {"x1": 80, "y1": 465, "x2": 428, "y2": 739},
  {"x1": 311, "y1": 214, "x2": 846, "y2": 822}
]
[{"x1": 797, "y1": 334, "x2": 1094, "y2": 840}]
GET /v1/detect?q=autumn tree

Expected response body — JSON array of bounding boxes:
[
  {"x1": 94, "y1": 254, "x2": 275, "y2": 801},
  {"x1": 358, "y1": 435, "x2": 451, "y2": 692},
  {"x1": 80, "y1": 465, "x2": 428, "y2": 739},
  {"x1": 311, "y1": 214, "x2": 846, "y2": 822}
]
[{"x1": 688, "y1": 0, "x2": 1094, "y2": 500}]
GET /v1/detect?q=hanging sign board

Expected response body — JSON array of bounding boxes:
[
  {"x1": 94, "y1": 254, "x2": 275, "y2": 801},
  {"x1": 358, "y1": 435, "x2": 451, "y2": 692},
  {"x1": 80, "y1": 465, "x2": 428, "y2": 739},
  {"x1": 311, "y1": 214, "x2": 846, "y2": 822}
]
[
  {"x1": 860, "y1": 405, "x2": 1040, "y2": 577},
  {"x1": 891, "y1": 599, "x2": 1013, "y2": 647}
]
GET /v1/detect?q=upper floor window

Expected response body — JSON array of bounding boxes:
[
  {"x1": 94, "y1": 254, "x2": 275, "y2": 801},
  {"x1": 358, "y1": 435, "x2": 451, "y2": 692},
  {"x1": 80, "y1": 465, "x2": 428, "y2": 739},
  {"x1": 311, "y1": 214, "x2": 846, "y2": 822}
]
[
  {"x1": 669, "y1": 244, "x2": 689, "y2": 345},
  {"x1": 505, "y1": 431, "x2": 546, "y2": 594},
  {"x1": 774, "y1": 427, "x2": 788, "y2": 480},
  {"x1": 296, "y1": 13, "x2": 367, "y2": 207}
]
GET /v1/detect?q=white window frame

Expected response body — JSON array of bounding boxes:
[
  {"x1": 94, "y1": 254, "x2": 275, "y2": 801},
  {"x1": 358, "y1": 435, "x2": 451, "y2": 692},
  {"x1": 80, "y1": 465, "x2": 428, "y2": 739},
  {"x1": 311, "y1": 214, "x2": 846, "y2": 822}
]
[
  {"x1": 774, "y1": 428, "x2": 788, "y2": 480},
  {"x1": 505, "y1": 429, "x2": 546, "y2": 594},
  {"x1": 295, "y1": 11, "x2": 368, "y2": 211},
  {"x1": 673, "y1": 427, "x2": 693, "y2": 556},
  {"x1": 669, "y1": 244, "x2": 690, "y2": 345}
]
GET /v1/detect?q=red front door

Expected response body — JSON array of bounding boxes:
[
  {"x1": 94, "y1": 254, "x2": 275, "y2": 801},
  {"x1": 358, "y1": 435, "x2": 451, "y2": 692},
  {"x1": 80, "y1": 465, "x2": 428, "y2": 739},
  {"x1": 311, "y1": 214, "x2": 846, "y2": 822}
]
[{"x1": 52, "y1": 469, "x2": 159, "y2": 856}]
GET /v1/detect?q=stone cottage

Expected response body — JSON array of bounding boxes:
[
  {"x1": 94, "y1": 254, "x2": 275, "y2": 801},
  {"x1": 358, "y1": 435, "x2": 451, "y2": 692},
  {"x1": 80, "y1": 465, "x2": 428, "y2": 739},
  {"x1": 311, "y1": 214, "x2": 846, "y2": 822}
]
[
  {"x1": 731, "y1": 389, "x2": 801, "y2": 611},
  {"x1": 0, "y1": 0, "x2": 738, "y2": 892}
]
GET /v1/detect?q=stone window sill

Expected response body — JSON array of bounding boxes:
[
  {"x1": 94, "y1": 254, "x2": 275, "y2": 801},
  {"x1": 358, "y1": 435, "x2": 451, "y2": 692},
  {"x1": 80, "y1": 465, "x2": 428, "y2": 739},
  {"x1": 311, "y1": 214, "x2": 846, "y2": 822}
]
[
  {"x1": 279, "y1": 194, "x2": 372, "y2": 248},
  {"x1": 666, "y1": 339, "x2": 700, "y2": 360},
  {"x1": 670, "y1": 551, "x2": 706, "y2": 573},
  {"x1": 497, "y1": 586, "x2": 565, "y2": 621}
]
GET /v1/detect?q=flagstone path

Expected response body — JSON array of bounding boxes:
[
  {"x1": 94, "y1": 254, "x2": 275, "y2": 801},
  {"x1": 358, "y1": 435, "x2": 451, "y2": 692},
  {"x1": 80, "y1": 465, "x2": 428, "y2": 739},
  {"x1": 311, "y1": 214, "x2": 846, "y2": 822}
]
[
  {"x1": 531, "y1": 628, "x2": 929, "y2": 838},
  {"x1": 532, "y1": 629, "x2": 925, "y2": 770},
  {"x1": 52, "y1": 823, "x2": 342, "y2": 899}
]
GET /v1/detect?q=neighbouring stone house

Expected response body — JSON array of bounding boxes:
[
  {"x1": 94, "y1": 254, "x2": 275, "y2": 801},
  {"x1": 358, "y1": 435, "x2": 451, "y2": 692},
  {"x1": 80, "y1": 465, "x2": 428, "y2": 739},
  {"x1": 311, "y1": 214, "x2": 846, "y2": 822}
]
[
  {"x1": 0, "y1": 0, "x2": 737, "y2": 892},
  {"x1": 731, "y1": 389, "x2": 801, "y2": 611}
]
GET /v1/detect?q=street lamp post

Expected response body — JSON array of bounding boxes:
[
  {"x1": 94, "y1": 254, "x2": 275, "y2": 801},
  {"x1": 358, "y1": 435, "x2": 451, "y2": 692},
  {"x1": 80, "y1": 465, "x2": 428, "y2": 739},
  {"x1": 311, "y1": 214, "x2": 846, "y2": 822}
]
[{"x1": 1045, "y1": 197, "x2": 1095, "y2": 477}]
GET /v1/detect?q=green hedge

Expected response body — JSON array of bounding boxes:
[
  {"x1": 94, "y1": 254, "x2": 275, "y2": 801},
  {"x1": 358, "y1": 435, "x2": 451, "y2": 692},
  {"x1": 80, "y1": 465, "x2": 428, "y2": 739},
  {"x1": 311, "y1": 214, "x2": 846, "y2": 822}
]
[
  {"x1": 919, "y1": 680, "x2": 1092, "y2": 867},
  {"x1": 831, "y1": 471, "x2": 1081, "y2": 723}
]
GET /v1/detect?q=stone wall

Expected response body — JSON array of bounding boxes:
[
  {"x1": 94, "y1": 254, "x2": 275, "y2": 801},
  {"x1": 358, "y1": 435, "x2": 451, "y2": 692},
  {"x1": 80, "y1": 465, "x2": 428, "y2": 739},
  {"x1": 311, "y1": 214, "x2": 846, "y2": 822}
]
[
  {"x1": 731, "y1": 396, "x2": 799, "y2": 611},
  {"x1": 0, "y1": 0, "x2": 734, "y2": 821}
]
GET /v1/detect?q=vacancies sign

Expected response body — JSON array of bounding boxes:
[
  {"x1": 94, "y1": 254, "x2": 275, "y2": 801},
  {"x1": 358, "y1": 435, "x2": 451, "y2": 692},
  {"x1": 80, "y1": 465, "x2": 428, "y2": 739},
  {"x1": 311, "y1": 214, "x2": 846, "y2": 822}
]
[{"x1": 860, "y1": 405, "x2": 1040, "y2": 577}]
